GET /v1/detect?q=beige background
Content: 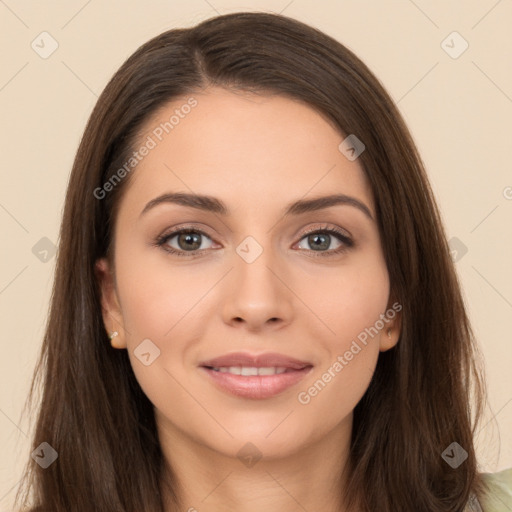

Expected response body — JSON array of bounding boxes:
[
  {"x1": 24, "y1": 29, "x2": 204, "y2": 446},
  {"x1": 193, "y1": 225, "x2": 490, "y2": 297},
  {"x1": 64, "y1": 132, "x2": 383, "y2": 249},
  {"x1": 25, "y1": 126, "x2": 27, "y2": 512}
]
[{"x1": 1, "y1": 0, "x2": 511, "y2": 508}]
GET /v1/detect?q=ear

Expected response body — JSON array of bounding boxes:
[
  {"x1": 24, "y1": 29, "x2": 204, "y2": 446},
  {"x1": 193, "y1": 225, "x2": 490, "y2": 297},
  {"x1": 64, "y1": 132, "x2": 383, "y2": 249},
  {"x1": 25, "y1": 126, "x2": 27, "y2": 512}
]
[
  {"x1": 379, "y1": 297, "x2": 402, "y2": 352},
  {"x1": 95, "y1": 257, "x2": 127, "y2": 349}
]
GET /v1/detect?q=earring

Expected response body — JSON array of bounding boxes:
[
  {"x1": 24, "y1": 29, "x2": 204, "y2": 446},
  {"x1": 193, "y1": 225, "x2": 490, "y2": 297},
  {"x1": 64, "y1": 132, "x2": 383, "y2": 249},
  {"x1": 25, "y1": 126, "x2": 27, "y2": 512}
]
[
  {"x1": 386, "y1": 328, "x2": 392, "y2": 338},
  {"x1": 109, "y1": 331, "x2": 119, "y2": 340}
]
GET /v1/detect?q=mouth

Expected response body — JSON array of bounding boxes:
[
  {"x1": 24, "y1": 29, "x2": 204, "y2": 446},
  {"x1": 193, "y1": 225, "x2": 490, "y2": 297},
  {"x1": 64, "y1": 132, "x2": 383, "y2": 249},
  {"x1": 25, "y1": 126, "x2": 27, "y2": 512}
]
[{"x1": 198, "y1": 352, "x2": 313, "y2": 400}]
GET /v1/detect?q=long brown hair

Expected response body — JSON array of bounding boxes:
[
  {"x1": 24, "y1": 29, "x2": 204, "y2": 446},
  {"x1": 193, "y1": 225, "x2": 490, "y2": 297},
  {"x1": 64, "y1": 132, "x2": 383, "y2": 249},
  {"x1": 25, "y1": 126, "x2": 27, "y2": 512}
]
[{"x1": 15, "y1": 11, "x2": 489, "y2": 512}]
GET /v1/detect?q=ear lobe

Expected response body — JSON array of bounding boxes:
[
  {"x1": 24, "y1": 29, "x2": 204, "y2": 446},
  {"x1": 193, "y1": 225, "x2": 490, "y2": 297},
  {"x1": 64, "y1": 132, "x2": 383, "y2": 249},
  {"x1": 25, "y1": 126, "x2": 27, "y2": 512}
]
[
  {"x1": 379, "y1": 299, "x2": 402, "y2": 352},
  {"x1": 94, "y1": 257, "x2": 126, "y2": 349}
]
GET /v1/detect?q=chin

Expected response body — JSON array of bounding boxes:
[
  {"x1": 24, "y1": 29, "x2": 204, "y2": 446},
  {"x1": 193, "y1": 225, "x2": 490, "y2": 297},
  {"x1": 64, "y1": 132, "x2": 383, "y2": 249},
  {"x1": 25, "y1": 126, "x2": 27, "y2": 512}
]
[{"x1": 195, "y1": 416, "x2": 320, "y2": 461}]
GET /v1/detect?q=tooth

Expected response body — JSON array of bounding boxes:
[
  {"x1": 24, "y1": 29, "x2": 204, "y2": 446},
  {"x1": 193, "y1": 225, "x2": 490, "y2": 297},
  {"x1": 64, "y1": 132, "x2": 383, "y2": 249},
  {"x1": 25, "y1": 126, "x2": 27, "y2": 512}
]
[
  {"x1": 241, "y1": 367, "x2": 258, "y2": 376},
  {"x1": 210, "y1": 366, "x2": 292, "y2": 376},
  {"x1": 258, "y1": 367, "x2": 276, "y2": 376}
]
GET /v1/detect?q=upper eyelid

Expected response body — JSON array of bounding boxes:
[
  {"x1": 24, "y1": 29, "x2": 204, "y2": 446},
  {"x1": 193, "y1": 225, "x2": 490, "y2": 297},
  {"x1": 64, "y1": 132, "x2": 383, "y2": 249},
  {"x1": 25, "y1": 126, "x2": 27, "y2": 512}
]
[{"x1": 300, "y1": 225, "x2": 351, "y2": 237}]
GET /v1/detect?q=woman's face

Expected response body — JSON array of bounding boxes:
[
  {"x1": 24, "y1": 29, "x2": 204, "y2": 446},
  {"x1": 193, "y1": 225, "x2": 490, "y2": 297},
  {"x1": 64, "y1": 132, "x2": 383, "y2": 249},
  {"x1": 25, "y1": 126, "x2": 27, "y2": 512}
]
[{"x1": 96, "y1": 87, "x2": 400, "y2": 460}]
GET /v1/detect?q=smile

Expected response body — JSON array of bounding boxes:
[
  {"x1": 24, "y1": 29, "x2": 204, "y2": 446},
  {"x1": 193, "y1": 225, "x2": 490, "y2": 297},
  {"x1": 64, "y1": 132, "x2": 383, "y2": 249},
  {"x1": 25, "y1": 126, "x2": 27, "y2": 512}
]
[{"x1": 199, "y1": 352, "x2": 314, "y2": 399}]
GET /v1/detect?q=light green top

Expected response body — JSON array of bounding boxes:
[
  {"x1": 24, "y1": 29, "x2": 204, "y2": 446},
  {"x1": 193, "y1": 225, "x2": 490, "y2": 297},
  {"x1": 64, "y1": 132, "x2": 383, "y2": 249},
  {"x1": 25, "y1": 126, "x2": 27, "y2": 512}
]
[{"x1": 467, "y1": 467, "x2": 512, "y2": 511}]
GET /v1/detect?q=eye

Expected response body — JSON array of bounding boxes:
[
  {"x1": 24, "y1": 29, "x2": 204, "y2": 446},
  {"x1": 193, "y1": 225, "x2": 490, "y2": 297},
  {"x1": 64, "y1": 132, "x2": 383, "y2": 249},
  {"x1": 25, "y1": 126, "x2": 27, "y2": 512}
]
[
  {"x1": 295, "y1": 226, "x2": 354, "y2": 257},
  {"x1": 155, "y1": 227, "x2": 215, "y2": 257}
]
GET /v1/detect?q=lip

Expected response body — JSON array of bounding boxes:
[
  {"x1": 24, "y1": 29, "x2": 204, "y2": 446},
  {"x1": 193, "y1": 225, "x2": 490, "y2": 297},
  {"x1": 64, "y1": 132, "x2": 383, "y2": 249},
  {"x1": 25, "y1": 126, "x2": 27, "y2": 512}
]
[
  {"x1": 199, "y1": 352, "x2": 313, "y2": 400},
  {"x1": 200, "y1": 352, "x2": 312, "y2": 369}
]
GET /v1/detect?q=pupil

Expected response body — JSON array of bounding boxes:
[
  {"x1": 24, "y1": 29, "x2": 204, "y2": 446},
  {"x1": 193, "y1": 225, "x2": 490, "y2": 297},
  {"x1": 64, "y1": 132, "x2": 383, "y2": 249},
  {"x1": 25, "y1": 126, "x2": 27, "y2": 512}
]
[
  {"x1": 310, "y1": 234, "x2": 328, "y2": 251},
  {"x1": 180, "y1": 233, "x2": 200, "y2": 250}
]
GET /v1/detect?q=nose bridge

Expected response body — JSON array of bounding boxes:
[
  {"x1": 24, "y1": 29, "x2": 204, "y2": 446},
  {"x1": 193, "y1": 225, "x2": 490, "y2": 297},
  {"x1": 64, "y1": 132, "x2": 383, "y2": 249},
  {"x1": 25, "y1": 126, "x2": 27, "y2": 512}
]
[{"x1": 234, "y1": 232, "x2": 282, "y2": 302}]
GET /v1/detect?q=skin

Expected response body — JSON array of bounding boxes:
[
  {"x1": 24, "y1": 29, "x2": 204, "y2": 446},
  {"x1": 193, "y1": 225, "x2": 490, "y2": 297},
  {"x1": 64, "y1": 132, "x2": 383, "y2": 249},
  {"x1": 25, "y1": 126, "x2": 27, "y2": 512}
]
[{"x1": 95, "y1": 87, "x2": 401, "y2": 512}]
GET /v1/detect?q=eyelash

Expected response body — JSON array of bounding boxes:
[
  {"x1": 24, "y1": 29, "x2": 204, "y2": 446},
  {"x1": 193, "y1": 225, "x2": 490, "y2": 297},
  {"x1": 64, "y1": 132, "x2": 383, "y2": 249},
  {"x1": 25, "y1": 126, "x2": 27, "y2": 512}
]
[{"x1": 153, "y1": 224, "x2": 354, "y2": 259}]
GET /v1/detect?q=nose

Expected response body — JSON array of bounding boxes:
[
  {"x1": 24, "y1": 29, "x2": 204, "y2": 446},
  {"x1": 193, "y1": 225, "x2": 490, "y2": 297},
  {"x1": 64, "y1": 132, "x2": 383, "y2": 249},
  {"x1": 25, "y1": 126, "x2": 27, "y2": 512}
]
[{"x1": 220, "y1": 246, "x2": 294, "y2": 333}]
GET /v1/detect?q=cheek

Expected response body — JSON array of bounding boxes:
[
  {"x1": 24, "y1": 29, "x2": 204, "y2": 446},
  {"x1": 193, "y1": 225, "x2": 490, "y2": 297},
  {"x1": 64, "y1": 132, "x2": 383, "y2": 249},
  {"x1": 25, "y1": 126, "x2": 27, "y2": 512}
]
[
  {"x1": 114, "y1": 254, "x2": 205, "y2": 421},
  {"x1": 114, "y1": 243, "x2": 207, "y2": 339},
  {"x1": 297, "y1": 253, "x2": 390, "y2": 349},
  {"x1": 293, "y1": 255, "x2": 389, "y2": 411}
]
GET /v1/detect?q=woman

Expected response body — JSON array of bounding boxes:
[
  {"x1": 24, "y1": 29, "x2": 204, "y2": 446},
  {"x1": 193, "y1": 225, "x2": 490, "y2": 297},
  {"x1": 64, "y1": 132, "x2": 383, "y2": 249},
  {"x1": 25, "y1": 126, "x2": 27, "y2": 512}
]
[{"x1": 14, "y1": 11, "x2": 512, "y2": 512}]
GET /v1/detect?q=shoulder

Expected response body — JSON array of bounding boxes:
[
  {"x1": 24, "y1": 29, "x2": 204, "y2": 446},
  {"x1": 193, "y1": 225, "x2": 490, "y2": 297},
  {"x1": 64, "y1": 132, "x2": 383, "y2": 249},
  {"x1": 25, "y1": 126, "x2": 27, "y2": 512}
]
[{"x1": 477, "y1": 467, "x2": 512, "y2": 511}]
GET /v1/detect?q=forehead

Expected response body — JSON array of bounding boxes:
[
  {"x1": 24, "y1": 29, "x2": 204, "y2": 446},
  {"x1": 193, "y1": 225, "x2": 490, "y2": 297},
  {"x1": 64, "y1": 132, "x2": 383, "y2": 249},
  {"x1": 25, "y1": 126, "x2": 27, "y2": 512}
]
[{"x1": 119, "y1": 87, "x2": 374, "y2": 218}]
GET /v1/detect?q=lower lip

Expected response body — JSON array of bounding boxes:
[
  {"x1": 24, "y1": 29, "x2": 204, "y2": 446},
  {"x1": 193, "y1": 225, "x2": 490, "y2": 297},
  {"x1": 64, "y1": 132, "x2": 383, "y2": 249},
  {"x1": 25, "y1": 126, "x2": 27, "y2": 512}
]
[{"x1": 199, "y1": 367, "x2": 313, "y2": 399}]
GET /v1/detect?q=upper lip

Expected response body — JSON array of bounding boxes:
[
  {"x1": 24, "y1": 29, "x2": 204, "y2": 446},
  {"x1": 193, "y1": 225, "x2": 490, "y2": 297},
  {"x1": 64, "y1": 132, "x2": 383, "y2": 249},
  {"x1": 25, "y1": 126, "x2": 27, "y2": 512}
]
[{"x1": 199, "y1": 352, "x2": 312, "y2": 370}]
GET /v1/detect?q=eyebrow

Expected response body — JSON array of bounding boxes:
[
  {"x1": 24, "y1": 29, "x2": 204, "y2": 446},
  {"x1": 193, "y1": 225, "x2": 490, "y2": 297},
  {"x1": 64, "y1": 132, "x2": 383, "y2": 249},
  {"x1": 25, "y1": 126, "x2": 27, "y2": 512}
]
[{"x1": 140, "y1": 192, "x2": 374, "y2": 220}]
